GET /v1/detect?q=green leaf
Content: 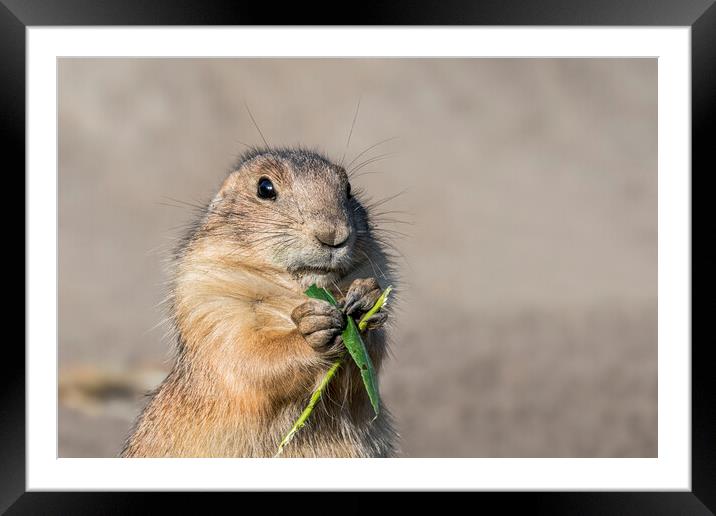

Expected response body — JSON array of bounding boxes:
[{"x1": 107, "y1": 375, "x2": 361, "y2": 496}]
[
  {"x1": 304, "y1": 284, "x2": 338, "y2": 306},
  {"x1": 344, "y1": 316, "x2": 380, "y2": 416},
  {"x1": 304, "y1": 284, "x2": 380, "y2": 417},
  {"x1": 276, "y1": 283, "x2": 392, "y2": 455}
]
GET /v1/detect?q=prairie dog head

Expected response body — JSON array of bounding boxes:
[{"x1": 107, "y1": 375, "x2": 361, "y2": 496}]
[{"x1": 198, "y1": 148, "x2": 376, "y2": 288}]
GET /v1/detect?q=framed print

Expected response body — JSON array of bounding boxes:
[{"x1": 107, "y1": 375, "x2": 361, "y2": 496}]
[{"x1": 7, "y1": 0, "x2": 713, "y2": 512}]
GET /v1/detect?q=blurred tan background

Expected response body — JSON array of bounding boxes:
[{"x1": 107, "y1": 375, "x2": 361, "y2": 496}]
[{"x1": 58, "y1": 58, "x2": 657, "y2": 458}]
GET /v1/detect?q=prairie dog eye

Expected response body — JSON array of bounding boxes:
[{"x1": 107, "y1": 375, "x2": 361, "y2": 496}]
[
  {"x1": 346, "y1": 182, "x2": 352, "y2": 198},
  {"x1": 257, "y1": 177, "x2": 276, "y2": 200}
]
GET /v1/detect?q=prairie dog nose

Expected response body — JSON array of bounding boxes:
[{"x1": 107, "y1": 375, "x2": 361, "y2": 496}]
[{"x1": 315, "y1": 224, "x2": 350, "y2": 248}]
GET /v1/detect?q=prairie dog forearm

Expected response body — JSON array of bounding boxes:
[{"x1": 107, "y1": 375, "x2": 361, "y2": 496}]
[{"x1": 176, "y1": 291, "x2": 326, "y2": 394}]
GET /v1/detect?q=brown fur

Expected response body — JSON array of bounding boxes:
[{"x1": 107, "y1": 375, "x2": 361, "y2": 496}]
[{"x1": 122, "y1": 148, "x2": 398, "y2": 457}]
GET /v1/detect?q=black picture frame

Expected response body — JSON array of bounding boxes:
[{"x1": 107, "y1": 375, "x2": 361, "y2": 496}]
[{"x1": 5, "y1": 0, "x2": 712, "y2": 513}]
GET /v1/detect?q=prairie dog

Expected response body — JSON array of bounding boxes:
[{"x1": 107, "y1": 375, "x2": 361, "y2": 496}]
[{"x1": 122, "y1": 148, "x2": 398, "y2": 457}]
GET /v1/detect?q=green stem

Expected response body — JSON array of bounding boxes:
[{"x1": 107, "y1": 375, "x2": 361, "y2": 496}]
[
  {"x1": 275, "y1": 284, "x2": 392, "y2": 456},
  {"x1": 274, "y1": 360, "x2": 343, "y2": 457},
  {"x1": 358, "y1": 285, "x2": 393, "y2": 331}
]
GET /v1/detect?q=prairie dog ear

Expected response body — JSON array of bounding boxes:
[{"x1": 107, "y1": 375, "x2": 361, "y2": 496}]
[
  {"x1": 208, "y1": 193, "x2": 223, "y2": 211},
  {"x1": 216, "y1": 172, "x2": 242, "y2": 200}
]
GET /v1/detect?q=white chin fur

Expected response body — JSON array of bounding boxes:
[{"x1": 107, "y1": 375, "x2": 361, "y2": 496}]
[{"x1": 297, "y1": 271, "x2": 341, "y2": 290}]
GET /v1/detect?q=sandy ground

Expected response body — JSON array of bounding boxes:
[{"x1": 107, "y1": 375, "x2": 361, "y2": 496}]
[{"x1": 58, "y1": 58, "x2": 657, "y2": 457}]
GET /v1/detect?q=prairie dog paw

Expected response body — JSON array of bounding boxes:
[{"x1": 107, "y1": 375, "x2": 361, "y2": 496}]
[
  {"x1": 343, "y1": 278, "x2": 383, "y2": 319},
  {"x1": 291, "y1": 299, "x2": 345, "y2": 352}
]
